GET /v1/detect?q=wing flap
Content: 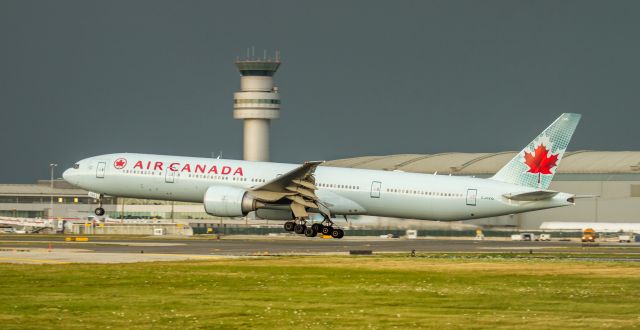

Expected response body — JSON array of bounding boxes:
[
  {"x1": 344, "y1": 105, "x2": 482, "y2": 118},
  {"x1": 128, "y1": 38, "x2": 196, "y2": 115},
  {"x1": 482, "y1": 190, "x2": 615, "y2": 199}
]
[
  {"x1": 286, "y1": 195, "x2": 319, "y2": 209},
  {"x1": 252, "y1": 161, "x2": 323, "y2": 192},
  {"x1": 292, "y1": 179, "x2": 317, "y2": 190},
  {"x1": 285, "y1": 185, "x2": 317, "y2": 199},
  {"x1": 250, "y1": 161, "x2": 327, "y2": 219},
  {"x1": 290, "y1": 202, "x2": 308, "y2": 218},
  {"x1": 247, "y1": 190, "x2": 295, "y2": 202}
]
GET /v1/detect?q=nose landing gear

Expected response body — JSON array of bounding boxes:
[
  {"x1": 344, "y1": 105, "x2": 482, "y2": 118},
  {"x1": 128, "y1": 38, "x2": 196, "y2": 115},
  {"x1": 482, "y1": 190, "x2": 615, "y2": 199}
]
[{"x1": 94, "y1": 195, "x2": 105, "y2": 216}]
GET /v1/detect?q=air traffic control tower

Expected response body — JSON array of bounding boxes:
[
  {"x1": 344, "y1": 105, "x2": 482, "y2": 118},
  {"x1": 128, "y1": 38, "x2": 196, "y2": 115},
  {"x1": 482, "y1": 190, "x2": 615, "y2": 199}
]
[{"x1": 233, "y1": 53, "x2": 281, "y2": 162}]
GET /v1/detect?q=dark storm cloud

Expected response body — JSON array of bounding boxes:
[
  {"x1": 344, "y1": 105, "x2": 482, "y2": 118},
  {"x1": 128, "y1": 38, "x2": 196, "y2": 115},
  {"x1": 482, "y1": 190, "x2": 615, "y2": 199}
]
[{"x1": 1, "y1": 1, "x2": 639, "y2": 183}]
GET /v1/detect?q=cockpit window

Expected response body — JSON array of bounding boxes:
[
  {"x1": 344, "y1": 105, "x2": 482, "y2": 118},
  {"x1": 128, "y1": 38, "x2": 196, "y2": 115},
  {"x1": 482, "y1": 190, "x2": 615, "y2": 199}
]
[{"x1": 73, "y1": 163, "x2": 80, "y2": 169}]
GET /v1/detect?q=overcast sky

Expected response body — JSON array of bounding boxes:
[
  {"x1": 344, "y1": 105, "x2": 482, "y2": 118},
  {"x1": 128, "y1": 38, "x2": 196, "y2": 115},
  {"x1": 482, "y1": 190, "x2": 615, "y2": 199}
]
[{"x1": 1, "y1": 1, "x2": 638, "y2": 183}]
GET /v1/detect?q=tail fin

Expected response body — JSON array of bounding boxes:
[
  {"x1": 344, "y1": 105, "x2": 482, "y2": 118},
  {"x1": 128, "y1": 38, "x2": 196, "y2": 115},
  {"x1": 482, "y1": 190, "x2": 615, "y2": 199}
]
[{"x1": 491, "y1": 113, "x2": 581, "y2": 189}]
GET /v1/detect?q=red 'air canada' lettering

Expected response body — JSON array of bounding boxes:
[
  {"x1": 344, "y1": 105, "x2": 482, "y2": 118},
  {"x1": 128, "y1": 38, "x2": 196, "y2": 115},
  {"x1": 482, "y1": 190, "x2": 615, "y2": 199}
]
[{"x1": 126, "y1": 160, "x2": 244, "y2": 176}]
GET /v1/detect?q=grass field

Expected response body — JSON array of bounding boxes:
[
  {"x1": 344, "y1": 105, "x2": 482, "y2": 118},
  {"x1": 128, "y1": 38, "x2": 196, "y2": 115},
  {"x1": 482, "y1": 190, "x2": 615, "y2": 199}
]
[{"x1": 1, "y1": 255, "x2": 639, "y2": 329}]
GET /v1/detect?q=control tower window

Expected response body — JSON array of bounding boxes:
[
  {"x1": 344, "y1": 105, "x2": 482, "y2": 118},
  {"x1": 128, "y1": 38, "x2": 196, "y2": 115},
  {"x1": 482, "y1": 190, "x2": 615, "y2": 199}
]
[{"x1": 234, "y1": 99, "x2": 281, "y2": 105}]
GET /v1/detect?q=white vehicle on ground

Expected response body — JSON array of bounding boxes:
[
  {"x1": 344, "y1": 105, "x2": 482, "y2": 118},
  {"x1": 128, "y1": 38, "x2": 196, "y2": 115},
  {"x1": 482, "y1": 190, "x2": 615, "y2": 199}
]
[
  {"x1": 538, "y1": 234, "x2": 552, "y2": 241},
  {"x1": 619, "y1": 234, "x2": 633, "y2": 243}
]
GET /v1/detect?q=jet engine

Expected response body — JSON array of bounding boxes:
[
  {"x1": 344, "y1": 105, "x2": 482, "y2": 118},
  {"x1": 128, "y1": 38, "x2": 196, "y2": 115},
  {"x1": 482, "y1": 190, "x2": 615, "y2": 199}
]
[{"x1": 203, "y1": 186, "x2": 259, "y2": 217}]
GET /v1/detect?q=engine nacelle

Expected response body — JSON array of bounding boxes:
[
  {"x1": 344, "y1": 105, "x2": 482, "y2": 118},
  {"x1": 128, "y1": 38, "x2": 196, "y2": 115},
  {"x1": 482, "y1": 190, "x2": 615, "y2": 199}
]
[{"x1": 203, "y1": 186, "x2": 257, "y2": 217}]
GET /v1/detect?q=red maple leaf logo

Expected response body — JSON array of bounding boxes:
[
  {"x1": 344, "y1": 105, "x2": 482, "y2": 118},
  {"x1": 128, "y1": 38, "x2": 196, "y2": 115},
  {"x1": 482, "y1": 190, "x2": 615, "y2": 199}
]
[
  {"x1": 523, "y1": 144, "x2": 559, "y2": 184},
  {"x1": 114, "y1": 158, "x2": 127, "y2": 169}
]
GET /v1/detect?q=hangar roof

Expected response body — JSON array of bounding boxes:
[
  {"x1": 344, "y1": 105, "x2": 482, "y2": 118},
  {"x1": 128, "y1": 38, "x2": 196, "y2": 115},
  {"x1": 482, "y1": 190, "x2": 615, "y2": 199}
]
[{"x1": 324, "y1": 151, "x2": 640, "y2": 175}]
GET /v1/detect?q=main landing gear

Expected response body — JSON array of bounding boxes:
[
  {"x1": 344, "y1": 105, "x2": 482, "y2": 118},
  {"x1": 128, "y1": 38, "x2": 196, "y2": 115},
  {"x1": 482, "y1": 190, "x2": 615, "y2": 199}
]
[{"x1": 283, "y1": 217, "x2": 344, "y2": 239}]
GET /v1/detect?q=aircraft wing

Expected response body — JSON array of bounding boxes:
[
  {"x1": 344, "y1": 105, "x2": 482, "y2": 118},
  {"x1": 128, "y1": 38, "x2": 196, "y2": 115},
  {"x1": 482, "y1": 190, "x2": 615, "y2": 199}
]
[
  {"x1": 503, "y1": 190, "x2": 559, "y2": 201},
  {"x1": 248, "y1": 161, "x2": 328, "y2": 218}
]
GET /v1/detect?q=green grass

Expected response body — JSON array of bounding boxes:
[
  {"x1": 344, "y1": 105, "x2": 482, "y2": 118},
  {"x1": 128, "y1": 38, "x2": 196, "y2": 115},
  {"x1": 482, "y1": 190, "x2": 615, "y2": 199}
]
[{"x1": 0, "y1": 256, "x2": 639, "y2": 329}]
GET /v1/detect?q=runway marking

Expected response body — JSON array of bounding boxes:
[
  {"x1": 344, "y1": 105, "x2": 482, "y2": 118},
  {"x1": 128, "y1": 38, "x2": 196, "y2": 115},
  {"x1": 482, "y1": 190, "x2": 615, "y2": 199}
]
[
  {"x1": 0, "y1": 257, "x2": 69, "y2": 264},
  {"x1": 480, "y1": 247, "x2": 551, "y2": 250}
]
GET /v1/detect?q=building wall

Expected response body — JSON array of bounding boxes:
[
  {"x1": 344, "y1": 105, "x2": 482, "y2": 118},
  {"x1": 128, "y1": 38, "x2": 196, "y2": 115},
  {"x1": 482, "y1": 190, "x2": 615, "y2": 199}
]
[{"x1": 71, "y1": 223, "x2": 193, "y2": 236}]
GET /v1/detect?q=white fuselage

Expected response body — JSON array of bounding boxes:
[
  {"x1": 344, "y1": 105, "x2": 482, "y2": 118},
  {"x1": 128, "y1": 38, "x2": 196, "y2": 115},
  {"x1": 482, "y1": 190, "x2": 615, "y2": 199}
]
[{"x1": 63, "y1": 153, "x2": 574, "y2": 221}]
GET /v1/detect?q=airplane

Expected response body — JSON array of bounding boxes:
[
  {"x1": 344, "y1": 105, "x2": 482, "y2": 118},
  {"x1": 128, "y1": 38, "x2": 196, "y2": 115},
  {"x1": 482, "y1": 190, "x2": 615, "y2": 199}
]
[{"x1": 63, "y1": 113, "x2": 581, "y2": 239}]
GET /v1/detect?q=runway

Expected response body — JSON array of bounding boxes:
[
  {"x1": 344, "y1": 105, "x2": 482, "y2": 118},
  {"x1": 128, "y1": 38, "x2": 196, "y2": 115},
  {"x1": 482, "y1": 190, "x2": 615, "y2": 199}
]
[
  {"x1": 2, "y1": 234, "x2": 640, "y2": 264},
  {"x1": 0, "y1": 234, "x2": 634, "y2": 256}
]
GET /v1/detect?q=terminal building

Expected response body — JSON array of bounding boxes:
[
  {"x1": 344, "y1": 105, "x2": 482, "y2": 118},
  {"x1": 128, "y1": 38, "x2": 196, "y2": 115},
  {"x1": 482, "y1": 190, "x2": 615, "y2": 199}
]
[
  {"x1": 0, "y1": 180, "x2": 114, "y2": 219},
  {"x1": 0, "y1": 180, "x2": 207, "y2": 221},
  {"x1": 1, "y1": 151, "x2": 639, "y2": 230}
]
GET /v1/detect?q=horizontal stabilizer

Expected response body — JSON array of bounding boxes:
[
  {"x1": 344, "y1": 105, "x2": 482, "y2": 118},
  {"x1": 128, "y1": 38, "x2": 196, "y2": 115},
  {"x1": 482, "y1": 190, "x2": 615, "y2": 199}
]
[
  {"x1": 572, "y1": 194, "x2": 599, "y2": 199},
  {"x1": 503, "y1": 190, "x2": 559, "y2": 201}
]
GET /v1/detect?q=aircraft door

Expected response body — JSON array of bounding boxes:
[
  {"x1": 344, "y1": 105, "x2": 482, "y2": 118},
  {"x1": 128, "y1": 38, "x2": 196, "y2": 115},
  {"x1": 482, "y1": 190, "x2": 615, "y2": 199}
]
[
  {"x1": 165, "y1": 168, "x2": 175, "y2": 183},
  {"x1": 96, "y1": 162, "x2": 106, "y2": 178},
  {"x1": 370, "y1": 181, "x2": 381, "y2": 198},
  {"x1": 466, "y1": 189, "x2": 477, "y2": 206}
]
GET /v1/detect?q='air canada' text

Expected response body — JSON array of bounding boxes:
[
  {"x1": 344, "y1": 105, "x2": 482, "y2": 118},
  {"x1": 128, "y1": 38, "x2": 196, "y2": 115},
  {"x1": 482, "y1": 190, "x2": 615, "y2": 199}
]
[{"x1": 129, "y1": 160, "x2": 244, "y2": 176}]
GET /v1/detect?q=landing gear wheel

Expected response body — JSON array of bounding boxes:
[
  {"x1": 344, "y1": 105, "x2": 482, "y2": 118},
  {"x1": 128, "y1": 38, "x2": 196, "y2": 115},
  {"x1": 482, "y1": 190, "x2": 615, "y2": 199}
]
[
  {"x1": 331, "y1": 228, "x2": 343, "y2": 239},
  {"x1": 304, "y1": 227, "x2": 317, "y2": 237},
  {"x1": 94, "y1": 207, "x2": 105, "y2": 216},
  {"x1": 321, "y1": 226, "x2": 333, "y2": 236},
  {"x1": 336, "y1": 229, "x2": 344, "y2": 239},
  {"x1": 294, "y1": 224, "x2": 307, "y2": 235},
  {"x1": 311, "y1": 223, "x2": 324, "y2": 233},
  {"x1": 284, "y1": 221, "x2": 296, "y2": 232}
]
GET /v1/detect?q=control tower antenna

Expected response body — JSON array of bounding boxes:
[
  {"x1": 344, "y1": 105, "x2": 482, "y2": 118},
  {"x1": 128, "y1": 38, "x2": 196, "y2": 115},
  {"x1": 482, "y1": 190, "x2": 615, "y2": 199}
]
[{"x1": 233, "y1": 50, "x2": 281, "y2": 162}]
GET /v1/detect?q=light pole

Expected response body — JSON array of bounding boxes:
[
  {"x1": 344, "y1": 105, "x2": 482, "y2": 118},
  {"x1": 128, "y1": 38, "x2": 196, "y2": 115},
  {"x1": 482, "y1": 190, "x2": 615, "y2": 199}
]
[{"x1": 49, "y1": 163, "x2": 57, "y2": 219}]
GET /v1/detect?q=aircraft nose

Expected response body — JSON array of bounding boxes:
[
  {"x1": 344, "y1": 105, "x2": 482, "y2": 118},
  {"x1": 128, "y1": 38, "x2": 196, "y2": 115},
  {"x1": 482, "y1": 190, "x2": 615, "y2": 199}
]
[{"x1": 62, "y1": 168, "x2": 75, "y2": 184}]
